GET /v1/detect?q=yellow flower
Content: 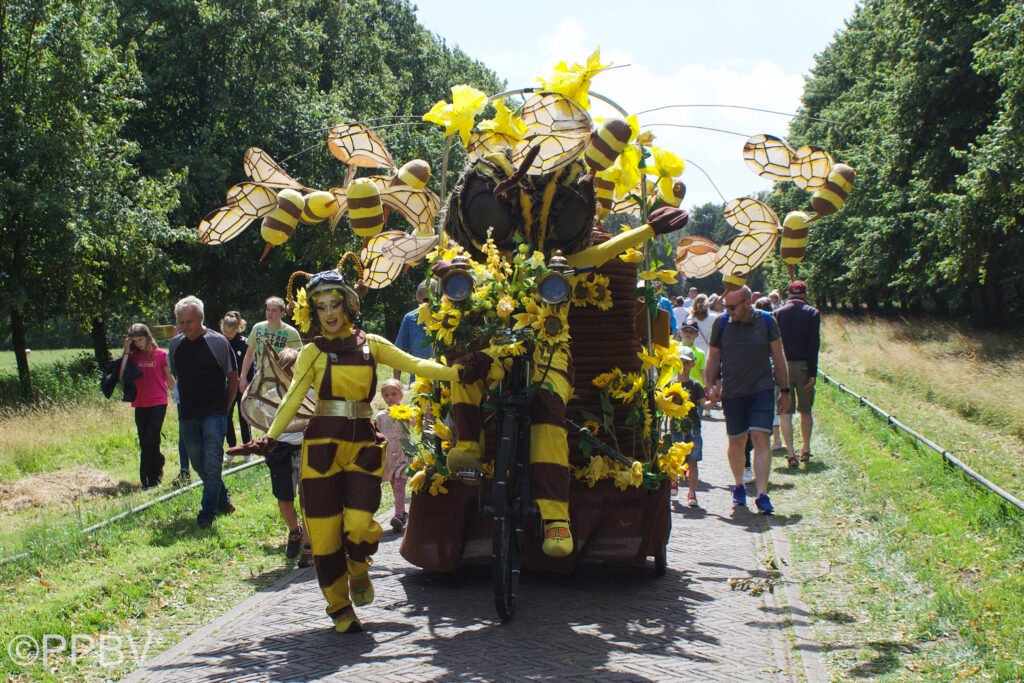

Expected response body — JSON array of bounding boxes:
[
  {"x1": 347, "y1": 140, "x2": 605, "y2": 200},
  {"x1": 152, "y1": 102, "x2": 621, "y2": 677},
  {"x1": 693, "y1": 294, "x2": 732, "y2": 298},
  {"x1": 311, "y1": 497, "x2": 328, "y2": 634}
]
[
  {"x1": 408, "y1": 457, "x2": 425, "y2": 472},
  {"x1": 410, "y1": 376, "x2": 432, "y2": 397},
  {"x1": 658, "y1": 441, "x2": 693, "y2": 480},
  {"x1": 440, "y1": 440, "x2": 451, "y2": 451},
  {"x1": 570, "y1": 277, "x2": 594, "y2": 307},
  {"x1": 429, "y1": 302, "x2": 462, "y2": 347},
  {"x1": 619, "y1": 248, "x2": 644, "y2": 264},
  {"x1": 576, "y1": 455, "x2": 615, "y2": 488},
  {"x1": 587, "y1": 274, "x2": 613, "y2": 310},
  {"x1": 630, "y1": 460, "x2": 644, "y2": 486},
  {"x1": 640, "y1": 342, "x2": 683, "y2": 386},
  {"x1": 512, "y1": 298, "x2": 541, "y2": 331},
  {"x1": 612, "y1": 372, "x2": 643, "y2": 403},
  {"x1": 423, "y1": 84, "x2": 487, "y2": 146},
  {"x1": 639, "y1": 269, "x2": 679, "y2": 285},
  {"x1": 656, "y1": 382, "x2": 694, "y2": 419},
  {"x1": 292, "y1": 287, "x2": 312, "y2": 333},
  {"x1": 416, "y1": 301, "x2": 432, "y2": 327},
  {"x1": 592, "y1": 368, "x2": 622, "y2": 390},
  {"x1": 496, "y1": 295, "x2": 517, "y2": 318},
  {"x1": 433, "y1": 420, "x2": 452, "y2": 440},
  {"x1": 532, "y1": 304, "x2": 570, "y2": 345},
  {"x1": 642, "y1": 145, "x2": 686, "y2": 179},
  {"x1": 477, "y1": 99, "x2": 528, "y2": 141},
  {"x1": 613, "y1": 468, "x2": 633, "y2": 491},
  {"x1": 536, "y1": 46, "x2": 611, "y2": 110},
  {"x1": 410, "y1": 469, "x2": 428, "y2": 492},
  {"x1": 610, "y1": 145, "x2": 642, "y2": 198},
  {"x1": 388, "y1": 404, "x2": 413, "y2": 420},
  {"x1": 583, "y1": 419, "x2": 600, "y2": 434},
  {"x1": 428, "y1": 472, "x2": 449, "y2": 496}
]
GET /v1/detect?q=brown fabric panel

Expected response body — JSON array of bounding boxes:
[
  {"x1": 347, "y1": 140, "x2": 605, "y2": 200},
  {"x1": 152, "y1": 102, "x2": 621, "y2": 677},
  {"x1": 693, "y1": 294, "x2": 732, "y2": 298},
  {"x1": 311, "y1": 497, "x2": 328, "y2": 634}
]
[
  {"x1": 262, "y1": 216, "x2": 296, "y2": 236},
  {"x1": 530, "y1": 389, "x2": 566, "y2": 427},
  {"x1": 341, "y1": 470, "x2": 382, "y2": 512},
  {"x1": 780, "y1": 247, "x2": 806, "y2": 259},
  {"x1": 347, "y1": 195, "x2": 380, "y2": 209},
  {"x1": 451, "y1": 402, "x2": 482, "y2": 440},
  {"x1": 301, "y1": 471, "x2": 345, "y2": 517},
  {"x1": 343, "y1": 538, "x2": 379, "y2": 563},
  {"x1": 305, "y1": 441, "x2": 337, "y2": 476},
  {"x1": 304, "y1": 416, "x2": 379, "y2": 443},
  {"x1": 354, "y1": 444, "x2": 383, "y2": 473},
  {"x1": 529, "y1": 461, "x2": 570, "y2": 503},
  {"x1": 350, "y1": 215, "x2": 383, "y2": 230},
  {"x1": 314, "y1": 546, "x2": 348, "y2": 588}
]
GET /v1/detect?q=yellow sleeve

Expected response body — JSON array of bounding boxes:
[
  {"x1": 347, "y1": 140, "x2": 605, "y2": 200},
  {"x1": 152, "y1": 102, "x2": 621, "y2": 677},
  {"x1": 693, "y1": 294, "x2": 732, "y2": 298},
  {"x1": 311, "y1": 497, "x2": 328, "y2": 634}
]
[
  {"x1": 368, "y1": 334, "x2": 459, "y2": 382},
  {"x1": 267, "y1": 343, "x2": 323, "y2": 439},
  {"x1": 565, "y1": 224, "x2": 655, "y2": 269}
]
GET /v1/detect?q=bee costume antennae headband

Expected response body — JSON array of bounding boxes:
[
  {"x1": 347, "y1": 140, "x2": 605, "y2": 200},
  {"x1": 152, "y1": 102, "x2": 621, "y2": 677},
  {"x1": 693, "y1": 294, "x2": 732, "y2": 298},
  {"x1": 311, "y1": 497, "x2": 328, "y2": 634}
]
[{"x1": 287, "y1": 252, "x2": 367, "y2": 333}]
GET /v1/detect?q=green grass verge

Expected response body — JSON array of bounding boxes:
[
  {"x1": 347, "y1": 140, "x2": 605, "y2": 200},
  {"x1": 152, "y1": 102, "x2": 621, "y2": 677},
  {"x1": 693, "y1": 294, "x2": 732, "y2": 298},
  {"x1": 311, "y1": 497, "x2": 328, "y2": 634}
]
[
  {"x1": 0, "y1": 349, "x2": 93, "y2": 376},
  {"x1": 771, "y1": 382, "x2": 1024, "y2": 681},
  {"x1": 0, "y1": 464, "x2": 397, "y2": 681}
]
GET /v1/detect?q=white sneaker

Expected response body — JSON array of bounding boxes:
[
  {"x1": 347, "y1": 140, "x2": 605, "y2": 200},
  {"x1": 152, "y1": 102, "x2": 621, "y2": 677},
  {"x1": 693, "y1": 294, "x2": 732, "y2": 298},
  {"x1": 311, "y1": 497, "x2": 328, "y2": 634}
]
[
  {"x1": 702, "y1": 409, "x2": 712, "y2": 419},
  {"x1": 743, "y1": 467, "x2": 754, "y2": 484},
  {"x1": 223, "y1": 454, "x2": 234, "y2": 466}
]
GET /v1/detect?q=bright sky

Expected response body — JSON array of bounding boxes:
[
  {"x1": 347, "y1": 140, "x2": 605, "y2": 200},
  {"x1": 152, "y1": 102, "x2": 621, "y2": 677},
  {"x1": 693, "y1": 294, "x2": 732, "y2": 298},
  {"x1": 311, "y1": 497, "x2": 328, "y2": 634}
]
[{"x1": 413, "y1": 0, "x2": 860, "y2": 209}]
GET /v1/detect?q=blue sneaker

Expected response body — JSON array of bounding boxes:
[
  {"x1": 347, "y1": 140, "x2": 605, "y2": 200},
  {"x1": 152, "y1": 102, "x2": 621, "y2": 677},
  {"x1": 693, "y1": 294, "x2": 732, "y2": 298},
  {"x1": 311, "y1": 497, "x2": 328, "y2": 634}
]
[
  {"x1": 755, "y1": 493, "x2": 774, "y2": 515},
  {"x1": 731, "y1": 485, "x2": 747, "y2": 507}
]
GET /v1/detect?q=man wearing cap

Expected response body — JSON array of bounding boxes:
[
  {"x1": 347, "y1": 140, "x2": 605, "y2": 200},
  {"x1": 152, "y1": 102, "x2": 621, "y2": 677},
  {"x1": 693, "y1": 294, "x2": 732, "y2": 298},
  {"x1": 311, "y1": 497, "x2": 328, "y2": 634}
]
[
  {"x1": 393, "y1": 281, "x2": 432, "y2": 380},
  {"x1": 705, "y1": 285, "x2": 790, "y2": 514},
  {"x1": 774, "y1": 281, "x2": 821, "y2": 467}
]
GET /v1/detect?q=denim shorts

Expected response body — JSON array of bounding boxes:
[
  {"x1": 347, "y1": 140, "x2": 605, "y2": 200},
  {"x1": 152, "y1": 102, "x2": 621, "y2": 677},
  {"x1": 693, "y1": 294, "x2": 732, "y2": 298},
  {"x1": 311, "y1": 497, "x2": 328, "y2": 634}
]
[
  {"x1": 723, "y1": 388, "x2": 775, "y2": 438},
  {"x1": 670, "y1": 430, "x2": 703, "y2": 463}
]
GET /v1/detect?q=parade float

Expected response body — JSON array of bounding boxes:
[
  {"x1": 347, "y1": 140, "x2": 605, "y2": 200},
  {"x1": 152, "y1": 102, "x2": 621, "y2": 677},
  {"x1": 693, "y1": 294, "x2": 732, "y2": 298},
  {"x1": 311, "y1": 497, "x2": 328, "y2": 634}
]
[{"x1": 199, "y1": 47, "x2": 854, "y2": 621}]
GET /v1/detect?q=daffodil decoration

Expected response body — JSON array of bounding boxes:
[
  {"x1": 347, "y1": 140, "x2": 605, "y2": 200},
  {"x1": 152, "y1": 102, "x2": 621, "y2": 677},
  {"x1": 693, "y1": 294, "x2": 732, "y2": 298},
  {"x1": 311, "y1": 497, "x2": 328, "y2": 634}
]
[
  {"x1": 292, "y1": 287, "x2": 312, "y2": 333},
  {"x1": 536, "y1": 46, "x2": 612, "y2": 110},
  {"x1": 477, "y1": 99, "x2": 528, "y2": 141},
  {"x1": 423, "y1": 84, "x2": 488, "y2": 146}
]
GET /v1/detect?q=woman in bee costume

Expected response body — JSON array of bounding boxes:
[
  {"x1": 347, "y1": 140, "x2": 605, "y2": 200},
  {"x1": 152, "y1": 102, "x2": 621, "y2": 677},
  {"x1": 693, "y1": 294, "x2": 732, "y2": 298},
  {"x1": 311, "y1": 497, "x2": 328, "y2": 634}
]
[{"x1": 246, "y1": 255, "x2": 488, "y2": 634}]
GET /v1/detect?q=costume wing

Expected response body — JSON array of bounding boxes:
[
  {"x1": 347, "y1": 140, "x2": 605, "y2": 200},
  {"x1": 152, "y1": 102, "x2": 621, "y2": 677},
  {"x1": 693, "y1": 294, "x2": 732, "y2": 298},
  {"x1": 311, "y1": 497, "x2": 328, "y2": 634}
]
[
  {"x1": 674, "y1": 236, "x2": 721, "y2": 279},
  {"x1": 327, "y1": 123, "x2": 396, "y2": 169},
  {"x1": 468, "y1": 130, "x2": 516, "y2": 158},
  {"x1": 243, "y1": 148, "x2": 306, "y2": 190},
  {"x1": 197, "y1": 183, "x2": 278, "y2": 244},
  {"x1": 240, "y1": 349, "x2": 316, "y2": 433},
  {"x1": 380, "y1": 186, "x2": 441, "y2": 236},
  {"x1": 360, "y1": 231, "x2": 438, "y2": 289},
  {"x1": 790, "y1": 145, "x2": 833, "y2": 190},
  {"x1": 743, "y1": 134, "x2": 795, "y2": 181},
  {"x1": 512, "y1": 93, "x2": 592, "y2": 174},
  {"x1": 715, "y1": 229, "x2": 778, "y2": 275},
  {"x1": 723, "y1": 197, "x2": 781, "y2": 234}
]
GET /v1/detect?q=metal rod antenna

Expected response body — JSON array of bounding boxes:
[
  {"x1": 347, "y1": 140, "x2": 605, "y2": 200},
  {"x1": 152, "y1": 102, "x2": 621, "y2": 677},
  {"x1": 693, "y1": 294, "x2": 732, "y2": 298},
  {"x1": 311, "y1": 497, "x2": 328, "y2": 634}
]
[
  {"x1": 645, "y1": 123, "x2": 751, "y2": 138},
  {"x1": 635, "y1": 104, "x2": 841, "y2": 126},
  {"x1": 683, "y1": 158, "x2": 729, "y2": 204}
]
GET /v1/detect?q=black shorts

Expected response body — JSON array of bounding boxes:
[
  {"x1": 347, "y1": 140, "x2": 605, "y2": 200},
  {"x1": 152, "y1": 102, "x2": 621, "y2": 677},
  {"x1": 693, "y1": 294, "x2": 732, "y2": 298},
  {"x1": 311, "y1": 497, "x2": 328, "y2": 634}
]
[{"x1": 265, "y1": 442, "x2": 301, "y2": 502}]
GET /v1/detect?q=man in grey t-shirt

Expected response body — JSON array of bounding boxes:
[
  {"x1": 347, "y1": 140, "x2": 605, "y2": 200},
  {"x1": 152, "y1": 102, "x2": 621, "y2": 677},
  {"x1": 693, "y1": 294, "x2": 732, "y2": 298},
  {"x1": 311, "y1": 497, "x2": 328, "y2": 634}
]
[{"x1": 705, "y1": 286, "x2": 790, "y2": 514}]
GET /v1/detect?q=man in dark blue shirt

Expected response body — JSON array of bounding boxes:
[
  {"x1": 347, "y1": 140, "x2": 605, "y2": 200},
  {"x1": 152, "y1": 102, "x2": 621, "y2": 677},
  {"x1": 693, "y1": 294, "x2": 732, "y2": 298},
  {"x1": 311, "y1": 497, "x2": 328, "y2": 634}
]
[
  {"x1": 774, "y1": 280, "x2": 821, "y2": 467},
  {"x1": 169, "y1": 295, "x2": 239, "y2": 529}
]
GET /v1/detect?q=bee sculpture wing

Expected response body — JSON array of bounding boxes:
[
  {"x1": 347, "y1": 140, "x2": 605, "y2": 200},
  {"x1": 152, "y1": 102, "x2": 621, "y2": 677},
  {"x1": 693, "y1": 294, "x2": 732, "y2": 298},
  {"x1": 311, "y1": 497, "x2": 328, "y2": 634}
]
[
  {"x1": 360, "y1": 231, "x2": 439, "y2": 289},
  {"x1": 327, "y1": 123, "x2": 396, "y2": 169},
  {"x1": 240, "y1": 348, "x2": 317, "y2": 433},
  {"x1": 742, "y1": 134, "x2": 795, "y2": 181},
  {"x1": 380, "y1": 186, "x2": 441, "y2": 235},
  {"x1": 790, "y1": 145, "x2": 834, "y2": 190},
  {"x1": 715, "y1": 228, "x2": 779, "y2": 275},
  {"x1": 242, "y1": 148, "x2": 306, "y2": 189},
  {"x1": 468, "y1": 130, "x2": 516, "y2": 158},
  {"x1": 675, "y1": 236, "x2": 722, "y2": 279},
  {"x1": 723, "y1": 197, "x2": 782, "y2": 234},
  {"x1": 327, "y1": 186, "x2": 350, "y2": 232},
  {"x1": 512, "y1": 93, "x2": 592, "y2": 175},
  {"x1": 197, "y1": 183, "x2": 278, "y2": 244}
]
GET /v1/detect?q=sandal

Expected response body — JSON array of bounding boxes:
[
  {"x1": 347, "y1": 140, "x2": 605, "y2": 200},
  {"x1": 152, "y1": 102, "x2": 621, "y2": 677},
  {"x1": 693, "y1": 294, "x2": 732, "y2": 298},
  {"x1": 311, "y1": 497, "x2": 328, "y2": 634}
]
[
  {"x1": 787, "y1": 454, "x2": 800, "y2": 468},
  {"x1": 800, "y1": 451, "x2": 812, "y2": 462}
]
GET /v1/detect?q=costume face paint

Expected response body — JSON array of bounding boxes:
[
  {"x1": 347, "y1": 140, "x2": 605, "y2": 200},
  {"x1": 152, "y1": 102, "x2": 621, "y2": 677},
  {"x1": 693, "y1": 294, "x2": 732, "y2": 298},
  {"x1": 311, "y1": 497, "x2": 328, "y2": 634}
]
[{"x1": 314, "y1": 292, "x2": 348, "y2": 336}]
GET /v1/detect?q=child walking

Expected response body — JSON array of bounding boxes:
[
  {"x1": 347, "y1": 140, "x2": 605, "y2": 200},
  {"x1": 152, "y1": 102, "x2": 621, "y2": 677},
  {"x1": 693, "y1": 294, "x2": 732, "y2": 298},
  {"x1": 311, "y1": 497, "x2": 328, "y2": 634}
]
[
  {"x1": 678, "y1": 346, "x2": 706, "y2": 508},
  {"x1": 376, "y1": 379, "x2": 412, "y2": 532}
]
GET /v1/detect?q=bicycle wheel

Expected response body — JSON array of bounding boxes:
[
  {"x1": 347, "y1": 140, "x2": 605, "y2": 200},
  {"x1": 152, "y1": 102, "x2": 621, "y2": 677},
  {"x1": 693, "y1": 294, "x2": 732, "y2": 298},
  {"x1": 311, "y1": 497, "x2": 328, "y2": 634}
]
[{"x1": 492, "y1": 408, "x2": 522, "y2": 621}]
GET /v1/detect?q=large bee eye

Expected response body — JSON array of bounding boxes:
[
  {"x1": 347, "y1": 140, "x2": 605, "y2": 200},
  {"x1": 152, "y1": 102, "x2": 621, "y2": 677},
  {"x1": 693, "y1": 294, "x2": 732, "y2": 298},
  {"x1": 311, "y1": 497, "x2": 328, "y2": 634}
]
[
  {"x1": 551, "y1": 193, "x2": 590, "y2": 246},
  {"x1": 466, "y1": 190, "x2": 514, "y2": 245}
]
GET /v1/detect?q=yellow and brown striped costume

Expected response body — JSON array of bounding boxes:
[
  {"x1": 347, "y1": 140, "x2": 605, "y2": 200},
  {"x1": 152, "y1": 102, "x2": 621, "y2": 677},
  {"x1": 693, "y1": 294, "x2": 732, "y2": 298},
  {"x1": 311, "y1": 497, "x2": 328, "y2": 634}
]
[{"x1": 268, "y1": 330, "x2": 458, "y2": 620}]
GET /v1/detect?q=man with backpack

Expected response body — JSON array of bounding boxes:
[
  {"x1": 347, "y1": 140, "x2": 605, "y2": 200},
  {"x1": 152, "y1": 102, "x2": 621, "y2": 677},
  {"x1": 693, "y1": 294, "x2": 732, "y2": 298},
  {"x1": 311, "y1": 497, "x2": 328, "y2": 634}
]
[{"x1": 704, "y1": 286, "x2": 791, "y2": 514}]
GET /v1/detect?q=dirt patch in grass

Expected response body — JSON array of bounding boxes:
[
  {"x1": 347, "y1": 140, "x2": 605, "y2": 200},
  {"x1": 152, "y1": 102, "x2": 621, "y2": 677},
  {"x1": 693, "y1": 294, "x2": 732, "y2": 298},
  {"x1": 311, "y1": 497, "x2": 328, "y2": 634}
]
[{"x1": 0, "y1": 467, "x2": 136, "y2": 514}]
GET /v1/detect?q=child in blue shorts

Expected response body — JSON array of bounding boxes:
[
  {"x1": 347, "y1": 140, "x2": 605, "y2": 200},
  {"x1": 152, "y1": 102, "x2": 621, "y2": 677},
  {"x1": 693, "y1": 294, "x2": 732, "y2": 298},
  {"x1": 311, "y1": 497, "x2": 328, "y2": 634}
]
[{"x1": 676, "y1": 346, "x2": 706, "y2": 507}]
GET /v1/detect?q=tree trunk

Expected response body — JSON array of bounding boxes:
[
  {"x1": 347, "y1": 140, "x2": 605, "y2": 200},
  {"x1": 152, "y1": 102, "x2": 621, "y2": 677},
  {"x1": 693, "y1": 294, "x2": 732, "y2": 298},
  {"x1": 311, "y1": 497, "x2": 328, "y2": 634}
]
[
  {"x1": 91, "y1": 317, "x2": 110, "y2": 367},
  {"x1": 10, "y1": 308, "x2": 32, "y2": 397}
]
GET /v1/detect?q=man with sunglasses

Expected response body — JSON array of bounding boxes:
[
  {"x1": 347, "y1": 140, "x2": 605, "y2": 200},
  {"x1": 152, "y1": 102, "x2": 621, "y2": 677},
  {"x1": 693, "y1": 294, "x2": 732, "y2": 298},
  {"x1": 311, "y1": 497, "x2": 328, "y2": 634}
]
[{"x1": 704, "y1": 286, "x2": 791, "y2": 514}]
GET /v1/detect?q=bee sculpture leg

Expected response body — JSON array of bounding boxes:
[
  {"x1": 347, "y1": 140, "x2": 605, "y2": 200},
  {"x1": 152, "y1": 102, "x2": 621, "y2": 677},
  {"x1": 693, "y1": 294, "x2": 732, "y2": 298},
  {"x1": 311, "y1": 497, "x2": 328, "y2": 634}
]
[
  {"x1": 529, "y1": 348, "x2": 573, "y2": 558},
  {"x1": 447, "y1": 378, "x2": 487, "y2": 472},
  {"x1": 300, "y1": 433, "x2": 384, "y2": 633}
]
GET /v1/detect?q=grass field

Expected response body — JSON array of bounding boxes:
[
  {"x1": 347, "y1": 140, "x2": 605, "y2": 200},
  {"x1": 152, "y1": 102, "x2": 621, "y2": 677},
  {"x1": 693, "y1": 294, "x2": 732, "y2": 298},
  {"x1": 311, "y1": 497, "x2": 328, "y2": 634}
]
[{"x1": 0, "y1": 349, "x2": 92, "y2": 376}]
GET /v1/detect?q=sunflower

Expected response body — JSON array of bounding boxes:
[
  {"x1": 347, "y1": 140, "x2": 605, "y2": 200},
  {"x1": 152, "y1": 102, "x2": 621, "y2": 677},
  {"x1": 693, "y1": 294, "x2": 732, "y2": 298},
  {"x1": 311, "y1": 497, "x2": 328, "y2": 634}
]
[
  {"x1": 612, "y1": 372, "x2": 643, "y2": 403},
  {"x1": 583, "y1": 419, "x2": 601, "y2": 434},
  {"x1": 388, "y1": 405, "x2": 413, "y2": 420},
  {"x1": 592, "y1": 368, "x2": 622, "y2": 390},
  {"x1": 588, "y1": 274, "x2": 613, "y2": 310},
  {"x1": 656, "y1": 382, "x2": 693, "y2": 419},
  {"x1": 513, "y1": 298, "x2": 541, "y2": 330},
  {"x1": 429, "y1": 302, "x2": 462, "y2": 347},
  {"x1": 571, "y1": 278, "x2": 594, "y2": 307},
  {"x1": 292, "y1": 287, "x2": 313, "y2": 333},
  {"x1": 532, "y1": 303, "x2": 570, "y2": 345}
]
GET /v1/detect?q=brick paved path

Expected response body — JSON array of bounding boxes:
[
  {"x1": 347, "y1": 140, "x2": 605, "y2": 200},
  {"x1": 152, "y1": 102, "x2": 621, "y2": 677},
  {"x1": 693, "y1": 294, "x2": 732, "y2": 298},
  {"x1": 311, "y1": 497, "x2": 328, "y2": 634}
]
[{"x1": 124, "y1": 413, "x2": 823, "y2": 682}]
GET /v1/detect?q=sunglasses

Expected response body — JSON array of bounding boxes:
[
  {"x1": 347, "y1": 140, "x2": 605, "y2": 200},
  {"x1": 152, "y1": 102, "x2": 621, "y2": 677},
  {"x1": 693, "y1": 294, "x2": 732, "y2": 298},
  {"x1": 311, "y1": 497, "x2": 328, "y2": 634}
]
[{"x1": 724, "y1": 302, "x2": 745, "y2": 311}]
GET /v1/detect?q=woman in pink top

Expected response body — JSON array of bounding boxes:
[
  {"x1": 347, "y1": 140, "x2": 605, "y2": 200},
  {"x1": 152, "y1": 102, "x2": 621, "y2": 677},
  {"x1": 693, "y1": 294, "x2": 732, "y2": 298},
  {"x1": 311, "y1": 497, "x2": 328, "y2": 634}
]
[{"x1": 120, "y1": 323, "x2": 175, "y2": 488}]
